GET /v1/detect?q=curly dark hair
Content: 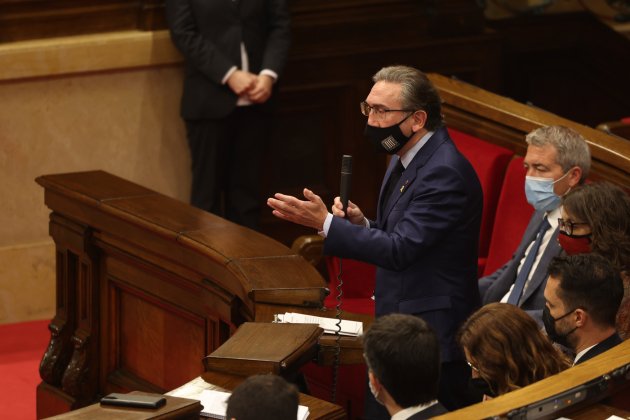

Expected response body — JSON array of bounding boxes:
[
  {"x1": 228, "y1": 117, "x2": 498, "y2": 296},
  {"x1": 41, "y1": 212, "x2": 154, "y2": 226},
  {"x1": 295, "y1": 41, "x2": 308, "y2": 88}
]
[
  {"x1": 562, "y1": 182, "x2": 630, "y2": 272},
  {"x1": 458, "y1": 303, "x2": 570, "y2": 396}
]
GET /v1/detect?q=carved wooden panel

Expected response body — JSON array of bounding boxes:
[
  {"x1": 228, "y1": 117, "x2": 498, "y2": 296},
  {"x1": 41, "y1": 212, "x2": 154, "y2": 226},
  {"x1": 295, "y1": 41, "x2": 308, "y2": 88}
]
[
  {"x1": 38, "y1": 213, "x2": 99, "y2": 413},
  {"x1": 100, "y1": 251, "x2": 230, "y2": 393}
]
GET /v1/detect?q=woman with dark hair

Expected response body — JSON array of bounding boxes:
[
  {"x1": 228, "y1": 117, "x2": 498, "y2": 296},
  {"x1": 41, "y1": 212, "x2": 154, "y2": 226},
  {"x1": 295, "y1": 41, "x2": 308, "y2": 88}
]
[
  {"x1": 559, "y1": 182, "x2": 630, "y2": 338},
  {"x1": 459, "y1": 303, "x2": 570, "y2": 399}
]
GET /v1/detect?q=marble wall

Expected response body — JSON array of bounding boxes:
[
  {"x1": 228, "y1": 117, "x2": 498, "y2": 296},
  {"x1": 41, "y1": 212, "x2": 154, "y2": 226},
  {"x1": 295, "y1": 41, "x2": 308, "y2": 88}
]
[{"x1": 0, "y1": 31, "x2": 190, "y2": 324}]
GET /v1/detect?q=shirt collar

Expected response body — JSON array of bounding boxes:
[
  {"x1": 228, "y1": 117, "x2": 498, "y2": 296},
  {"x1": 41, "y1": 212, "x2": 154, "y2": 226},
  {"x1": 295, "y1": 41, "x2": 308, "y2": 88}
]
[
  {"x1": 391, "y1": 400, "x2": 439, "y2": 420},
  {"x1": 546, "y1": 206, "x2": 562, "y2": 230},
  {"x1": 573, "y1": 343, "x2": 597, "y2": 365},
  {"x1": 399, "y1": 131, "x2": 434, "y2": 169}
]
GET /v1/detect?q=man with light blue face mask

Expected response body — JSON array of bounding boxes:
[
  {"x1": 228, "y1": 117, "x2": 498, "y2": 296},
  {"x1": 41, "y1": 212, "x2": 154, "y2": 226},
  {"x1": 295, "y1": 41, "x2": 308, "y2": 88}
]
[{"x1": 479, "y1": 125, "x2": 591, "y2": 326}]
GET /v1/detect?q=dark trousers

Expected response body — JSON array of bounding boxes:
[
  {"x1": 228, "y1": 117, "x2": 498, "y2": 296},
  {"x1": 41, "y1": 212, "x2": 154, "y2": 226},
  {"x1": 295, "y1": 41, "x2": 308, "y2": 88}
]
[
  {"x1": 185, "y1": 106, "x2": 268, "y2": 230},
  {"x1": 363, "y1": 360, "x2": 478, "y2": 419}
]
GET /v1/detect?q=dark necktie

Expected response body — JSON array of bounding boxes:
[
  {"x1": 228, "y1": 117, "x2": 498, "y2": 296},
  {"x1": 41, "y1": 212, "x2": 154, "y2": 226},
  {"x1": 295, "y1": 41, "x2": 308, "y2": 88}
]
[
  {"x1": 380, "y1": 159, "x2": 405, "y2": 210},
  {"x1": 507, "y1": 217, "x2": 551, "y2": 305}
]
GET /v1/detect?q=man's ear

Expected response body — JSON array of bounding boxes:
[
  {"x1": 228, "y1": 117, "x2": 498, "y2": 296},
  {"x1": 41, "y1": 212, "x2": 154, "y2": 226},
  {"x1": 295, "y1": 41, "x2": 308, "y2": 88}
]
[
  {"x1": 567, "y1": 166, "x2": 583, "y2": 187},
  {"x1": 574, "y1": 308, "x2": 587, "y2": 327},
  {"x1": 411, "y1": 110, "x2": 427, "y2": 132}
]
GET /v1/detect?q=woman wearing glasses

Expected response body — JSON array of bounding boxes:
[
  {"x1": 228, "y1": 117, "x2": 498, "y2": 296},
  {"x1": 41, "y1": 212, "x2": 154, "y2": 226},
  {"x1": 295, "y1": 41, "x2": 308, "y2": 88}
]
[
  {"x1": 458, "y1": 303, "x2": 570, "y2": 400},
  {"x1": 559, "y1": 182, "x2": 630, "y2": 338}
]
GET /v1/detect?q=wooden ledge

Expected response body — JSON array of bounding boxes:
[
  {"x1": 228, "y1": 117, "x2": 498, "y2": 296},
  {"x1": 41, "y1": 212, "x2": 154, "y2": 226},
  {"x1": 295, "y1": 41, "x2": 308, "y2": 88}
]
[{"x1": 0, "y1": 30, "x2": 182, "y2": 82}]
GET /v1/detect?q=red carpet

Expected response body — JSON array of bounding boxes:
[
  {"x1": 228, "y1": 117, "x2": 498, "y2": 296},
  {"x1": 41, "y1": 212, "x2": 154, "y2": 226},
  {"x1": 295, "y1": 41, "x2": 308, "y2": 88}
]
[{"x1": 0, "y1": 320, "x2": 50, "y2": 420}]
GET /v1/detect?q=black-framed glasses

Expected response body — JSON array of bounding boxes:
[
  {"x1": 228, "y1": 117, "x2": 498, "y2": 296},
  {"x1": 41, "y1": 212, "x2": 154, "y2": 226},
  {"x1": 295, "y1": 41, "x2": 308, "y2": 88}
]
[
  {"x1": 557, "y1": 218, "x2": 589, "y2": 235},
  {"x1": 360, "y1": 101, "x2": 414, "y2": 120}
]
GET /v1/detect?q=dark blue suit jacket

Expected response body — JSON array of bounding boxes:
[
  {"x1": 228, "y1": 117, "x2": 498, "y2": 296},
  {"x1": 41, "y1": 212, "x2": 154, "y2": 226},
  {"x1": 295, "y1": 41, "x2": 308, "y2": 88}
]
[
  {"x1": 324, "y1": 127, "x2": 482, "y2": 362},
  {"x1": 479, "y1": 211, "x2": 561, "y2": 326}
]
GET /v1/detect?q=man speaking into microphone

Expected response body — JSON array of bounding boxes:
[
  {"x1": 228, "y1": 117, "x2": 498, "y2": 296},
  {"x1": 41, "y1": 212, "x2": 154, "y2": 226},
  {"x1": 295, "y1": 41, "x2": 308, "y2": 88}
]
[{"x1": 267, "y1": 65, "x2": 482, "y2": 414}]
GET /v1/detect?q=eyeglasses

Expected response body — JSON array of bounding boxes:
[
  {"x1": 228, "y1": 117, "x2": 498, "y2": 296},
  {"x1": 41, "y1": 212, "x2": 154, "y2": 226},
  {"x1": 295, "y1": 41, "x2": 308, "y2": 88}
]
[
  {"x1": 360, "y1": 101, "x2": 414, "y2": 121},
  {"x1": 466, "y1": 360, "x2": 479, "y2": 372},
  {"x1": 557, "y1": 218, "x2": 589, "y2": 235}
]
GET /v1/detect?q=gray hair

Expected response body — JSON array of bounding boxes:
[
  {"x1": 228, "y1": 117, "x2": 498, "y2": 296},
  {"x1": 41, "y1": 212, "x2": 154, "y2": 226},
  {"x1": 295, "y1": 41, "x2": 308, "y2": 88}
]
[
  {"x1": 525, "y1": 125, "x2": 591, "y2": 181},
  {"x1": 372, "y1": 65, "x2": 443, "y2": 131}
]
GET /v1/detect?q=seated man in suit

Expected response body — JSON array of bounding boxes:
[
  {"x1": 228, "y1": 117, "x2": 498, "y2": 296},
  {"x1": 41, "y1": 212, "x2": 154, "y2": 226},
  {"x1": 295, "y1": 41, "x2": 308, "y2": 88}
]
[
  {"x1": 543, "y1": 254, "x2": 624, "y2": 365},
  {"x1": 479, "y1": 125, "x2": 591, "y2": 324},
  {"x1": 226, "y1": 374, "x2": 299, "y2": 420},
  {"x1": 363, "y1": 314, "x2": 447, "y2": 419}
]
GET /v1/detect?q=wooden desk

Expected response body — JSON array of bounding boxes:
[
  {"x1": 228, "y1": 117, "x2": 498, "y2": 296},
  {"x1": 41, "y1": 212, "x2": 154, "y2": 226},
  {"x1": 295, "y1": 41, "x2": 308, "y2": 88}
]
[
  {"x1": 43, "y1": 392, "x2": 201, "y2": 419},
  {"x1": 35, "y1": 171, "x2": 328, "y2": 418},
  {"x1": 254, "y1": 305, "x2": 371, "y2": 366}
]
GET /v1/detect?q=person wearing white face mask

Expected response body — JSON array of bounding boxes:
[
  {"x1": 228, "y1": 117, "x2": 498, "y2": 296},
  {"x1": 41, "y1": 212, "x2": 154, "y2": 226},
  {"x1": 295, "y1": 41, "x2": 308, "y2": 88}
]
[
  {"x1": 363, "y1": 314, "x2": 447, "y2": 419},
  {"x1": 479, "y1": 125, "x2": 591, "y2": 326}
]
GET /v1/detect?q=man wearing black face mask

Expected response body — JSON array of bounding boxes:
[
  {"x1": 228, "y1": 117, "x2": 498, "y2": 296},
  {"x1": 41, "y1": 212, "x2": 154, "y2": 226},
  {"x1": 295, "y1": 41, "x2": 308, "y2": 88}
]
[
  {"x1": 268, "y1": 65, "x2": 483, "y2": 414},
  {"x1": 544, "y1": 254, "x2": 623, "y2": 365}
]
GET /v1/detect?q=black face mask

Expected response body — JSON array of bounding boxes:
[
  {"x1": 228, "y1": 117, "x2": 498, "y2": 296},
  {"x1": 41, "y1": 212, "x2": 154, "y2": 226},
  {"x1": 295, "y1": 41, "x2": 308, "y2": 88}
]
[
  {"x1": 542, "y1": 306, "x2": 577, "y2": 348},
  {"x1": 364, "y1": 113, "x2": 413, "y2": 154},
  {"x1": 469, "y1": 377, "x2": 497, "y2": 399}
]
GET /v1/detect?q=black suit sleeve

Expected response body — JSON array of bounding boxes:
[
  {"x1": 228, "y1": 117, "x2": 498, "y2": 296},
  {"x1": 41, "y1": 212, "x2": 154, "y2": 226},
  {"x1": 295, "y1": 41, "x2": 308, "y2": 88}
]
[
  {"x1": 261, "y1": 0, "x2": 291, "y2": 76},
  {"x1": 165, "y1": 0, "x2": 235, "y2": 84}
]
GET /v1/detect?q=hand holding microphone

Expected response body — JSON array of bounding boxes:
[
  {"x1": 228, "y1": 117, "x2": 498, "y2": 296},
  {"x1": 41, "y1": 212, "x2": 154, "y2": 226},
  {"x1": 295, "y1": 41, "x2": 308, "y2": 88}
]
[{"x1": 334, "y1": 155, "x2": 366, "y2": 225}]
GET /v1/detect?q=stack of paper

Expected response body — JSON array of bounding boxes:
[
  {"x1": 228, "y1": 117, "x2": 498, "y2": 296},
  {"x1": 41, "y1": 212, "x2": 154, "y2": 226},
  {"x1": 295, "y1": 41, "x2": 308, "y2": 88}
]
[
  {"x1": 197, "y1": 389, "x2": 309, "y2": 420},
  {"x1": 275, "y1": 312, "x2": 363, "y2": 336}
]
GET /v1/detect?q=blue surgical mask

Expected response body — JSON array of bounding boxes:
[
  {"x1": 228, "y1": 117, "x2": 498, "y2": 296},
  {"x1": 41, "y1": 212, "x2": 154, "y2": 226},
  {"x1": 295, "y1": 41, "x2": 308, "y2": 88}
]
[{"x1": 524, "y1": 171, "x2": 570, "y2": 212}]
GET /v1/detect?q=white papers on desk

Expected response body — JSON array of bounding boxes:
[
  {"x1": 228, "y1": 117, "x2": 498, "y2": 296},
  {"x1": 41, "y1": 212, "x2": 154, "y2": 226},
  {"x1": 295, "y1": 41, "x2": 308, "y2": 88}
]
[
  {"x1": 199, "y1": 389, "x2": 230, "y2": 419},
  {"x1": 167, "y1": 376, "x2": 223, "y2": 400},
  {"x1": 197, "y1": 389, "x2": 309, "y2": 420},
  {"x1": 275, "y1": 312, "x2": 363, "y2": 337}
]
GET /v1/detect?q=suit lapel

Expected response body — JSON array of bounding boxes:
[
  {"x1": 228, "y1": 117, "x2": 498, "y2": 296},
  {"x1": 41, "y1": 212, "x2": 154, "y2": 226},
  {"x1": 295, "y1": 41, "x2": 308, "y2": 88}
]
[
  {"x1": 520, "y1": 227, "x2": 560, "y2": 303},
  {"x1": 378, "y1": 128, "x2": 448, "y2": 224},
  {"x1": 376, "y1": 158, "x2": 397, "y2": 223}
]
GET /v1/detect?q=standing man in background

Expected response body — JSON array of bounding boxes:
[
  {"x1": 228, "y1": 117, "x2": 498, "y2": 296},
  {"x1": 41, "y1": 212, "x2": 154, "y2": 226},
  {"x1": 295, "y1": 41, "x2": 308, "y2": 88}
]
[
  {"x1": 268, "y1": 65, "x2": 483, "y2": 414},
  {"x1": 166, "y1": 0, "x2": 290, "y2": 229}
]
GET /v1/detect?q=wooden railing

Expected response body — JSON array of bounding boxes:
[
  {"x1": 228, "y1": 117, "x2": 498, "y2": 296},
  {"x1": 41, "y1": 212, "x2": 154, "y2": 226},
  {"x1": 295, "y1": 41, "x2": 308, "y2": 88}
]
[
  {"x1": 436, "y1": 339, "x2": 630, "y2": 419},
  {"x1": 429, "y1": 73, "x2": 630, "y2": 187}
]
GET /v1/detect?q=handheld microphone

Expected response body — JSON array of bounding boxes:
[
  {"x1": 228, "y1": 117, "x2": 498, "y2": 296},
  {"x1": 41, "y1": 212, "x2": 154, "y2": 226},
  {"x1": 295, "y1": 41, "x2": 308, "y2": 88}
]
[{"x1": 340, "y1": 155, "x2": 353, "y2": 215}]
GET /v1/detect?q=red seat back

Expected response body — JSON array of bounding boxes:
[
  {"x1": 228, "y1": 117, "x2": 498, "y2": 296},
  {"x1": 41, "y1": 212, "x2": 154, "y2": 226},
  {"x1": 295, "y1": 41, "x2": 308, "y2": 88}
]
[
  {"x1": 324, "y1": 257, "x2": 375, "y2": 315},
  {"x1": 483, "y1": 157, "x2": 534, "y2": 276},
  {"x1": 449, "y1": 128, "x2": 514, "y2": 276}
]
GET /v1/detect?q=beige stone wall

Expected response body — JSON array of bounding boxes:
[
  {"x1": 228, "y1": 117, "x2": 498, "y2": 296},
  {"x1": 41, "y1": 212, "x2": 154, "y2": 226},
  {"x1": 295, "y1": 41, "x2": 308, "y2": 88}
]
[{"x1": 0, "y1": 31, "x2": 190, "y2": 324}]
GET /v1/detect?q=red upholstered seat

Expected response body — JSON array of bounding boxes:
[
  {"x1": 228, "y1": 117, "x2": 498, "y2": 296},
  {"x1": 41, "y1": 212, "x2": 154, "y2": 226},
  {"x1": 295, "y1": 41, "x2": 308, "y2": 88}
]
[
  {"x1": 482, "y1": 157, "x2": 534, "y2": 276},
  {"x1": 449, "y1": 128, "x2": 514, "y2": 276},
  {"x1": 323, "y1": 257, "x2": 375, "y2": 315}
]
